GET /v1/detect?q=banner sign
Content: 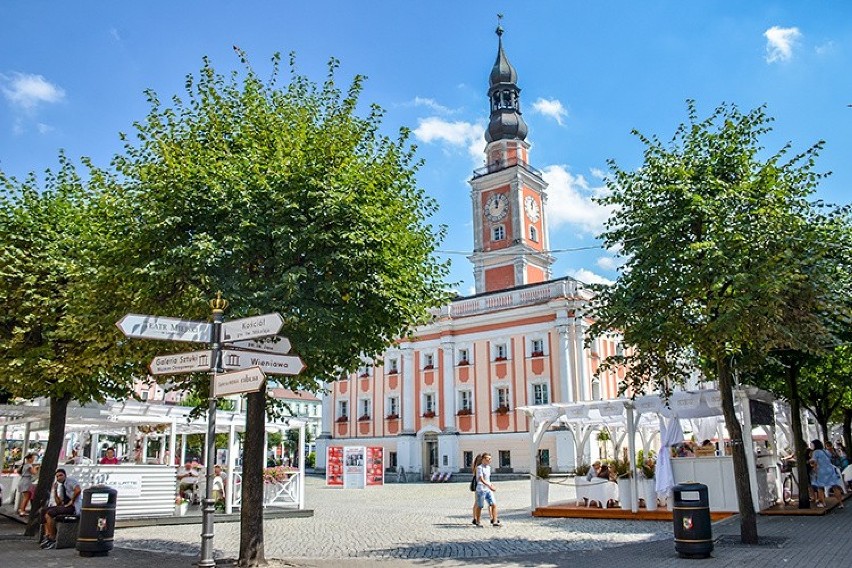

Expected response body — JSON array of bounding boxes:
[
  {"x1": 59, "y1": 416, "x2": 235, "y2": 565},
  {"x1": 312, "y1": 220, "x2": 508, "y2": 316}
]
[
  {"x1": 326, "y1": 446, "x2": 343, "y2": 486},
  {"x1": 366, "y1": 447, "x2": 384, "y2": 486},
  {"x1": 343, "y1": 446, "x2": 366, "y2": 489}
]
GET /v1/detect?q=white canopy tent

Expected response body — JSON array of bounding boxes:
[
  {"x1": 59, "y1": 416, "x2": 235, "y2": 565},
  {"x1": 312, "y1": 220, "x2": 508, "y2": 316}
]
[
  {"x1": 518, "y1": 386, "x2": 777, "y2": 513},
  {"x1": 0, "y1": 399, "x2": 307, "y2": 514}
]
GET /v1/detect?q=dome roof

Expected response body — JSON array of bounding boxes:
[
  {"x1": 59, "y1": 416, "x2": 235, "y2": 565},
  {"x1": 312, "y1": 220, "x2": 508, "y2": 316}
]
[
  {"x1": 485, "y1": 110, "x2": 528, "y2": 143},
  {"x1": 489, "y1": 26, "x2": 517, "y2": 87}
]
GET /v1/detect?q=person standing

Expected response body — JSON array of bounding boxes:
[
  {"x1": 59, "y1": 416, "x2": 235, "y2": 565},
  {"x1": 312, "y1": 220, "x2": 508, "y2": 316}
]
[
  {"x1": 17, "y1": 453, "x2": 38, "y2": 516},
  {"x1": 474, "y1": 453, "x2": 500, "y2": 527},
  {"x1": 810, "y1": 439, "x2": 845, "y2": 508},
  {"x1": 470, "y1": 453, "x2": 484, "y2": 525}
]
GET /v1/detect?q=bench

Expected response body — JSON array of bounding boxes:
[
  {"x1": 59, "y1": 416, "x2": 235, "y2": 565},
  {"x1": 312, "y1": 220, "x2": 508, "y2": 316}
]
[{"x1": 40, "y1": 515, "x2": 79, "y2": 549}]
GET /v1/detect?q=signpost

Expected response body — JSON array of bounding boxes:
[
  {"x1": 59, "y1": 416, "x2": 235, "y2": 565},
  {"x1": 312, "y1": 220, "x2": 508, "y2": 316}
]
[
  {"x1": 227, "y1": 335, "x2": 291, "y2": 355},
  {"x1": 148, "y1": 350, "x2": 212, "y2": 376},
  {"x1": 221, "y1": 313, "x2": 284, "y2": 342},
  {"x1": 116, "y1": 314, "x2": 211, "y2": 343},
  {"x1": 212, "y1": 366, "x2": 266, "y2": 397},
  {"x1": 222, "y1": 349, "x2": 306, "y2": 376},
  {"x1": 116, "y1": 301, "x2": 304, "y2": 568}
]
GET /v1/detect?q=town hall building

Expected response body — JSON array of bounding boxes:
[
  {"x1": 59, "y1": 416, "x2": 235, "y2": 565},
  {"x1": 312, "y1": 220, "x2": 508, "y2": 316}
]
[{"x1": 316, "y1": 25, "x2": 625, "y2": 478}]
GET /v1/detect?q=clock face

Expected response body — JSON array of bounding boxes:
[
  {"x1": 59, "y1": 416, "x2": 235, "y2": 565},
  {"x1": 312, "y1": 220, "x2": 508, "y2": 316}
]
[
  {"x1": 524, "y1": 196, "x2": 541, "y2": 222},
  {"x1": 484, "y1": 193, "x2": 509, "y2": 222}
]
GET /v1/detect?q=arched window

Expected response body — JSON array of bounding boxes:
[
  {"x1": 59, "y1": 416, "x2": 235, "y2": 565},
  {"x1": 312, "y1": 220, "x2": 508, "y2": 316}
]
[{"x1": 591, "y1": 379, "x2": 601, "y2": 401}]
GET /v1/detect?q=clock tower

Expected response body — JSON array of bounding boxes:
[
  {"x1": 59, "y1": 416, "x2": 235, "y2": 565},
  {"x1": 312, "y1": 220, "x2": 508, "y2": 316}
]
[{"x1": 469, "y1": 22, "x2": 554, "y2": 294}]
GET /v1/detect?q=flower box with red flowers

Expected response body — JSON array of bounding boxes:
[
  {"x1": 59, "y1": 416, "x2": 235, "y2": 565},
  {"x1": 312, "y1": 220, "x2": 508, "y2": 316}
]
[
  {"x1": 358, "y1": 414, "x2": 371, "y2": 421},
  {"x1": 531, "y1": 351, "x2": 545, "y2": 357},
  {"x1": 495, "y1": 405, "x2": 510, "y2": 415},
  {"x1": 456, "y1": 408, "x2": 473, "y2": 416},
  {"x1": 422, "y1": 410, "x2": 436, "y2": 418},
  {"x1": 457, "y1": 360, "x2": 470, "y2": 366},
  {"x1": 422, "y1": 365, "x2": 435, "y2": 370},
  {"x1": 385, "y1": 413, "x2": 400, "y2": 420},
  {"x1": 494, "y1": 357, "x2": 508, "y2": 362},
  {"x1": 335, "y1": 416, "x2": 349, "y2": 423},
  {"x1": 387, "y1": 369, "x2": 398, "y2": 375}
]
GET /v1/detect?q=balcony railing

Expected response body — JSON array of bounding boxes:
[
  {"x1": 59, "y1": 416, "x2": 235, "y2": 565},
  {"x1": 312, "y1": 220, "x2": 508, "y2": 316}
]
[
  {"x1": 472, "y1": 158, "x2": 544, "y2": 180},
  {"x1": 441, "y1": 278, "x2": 593, "y2": 319}
]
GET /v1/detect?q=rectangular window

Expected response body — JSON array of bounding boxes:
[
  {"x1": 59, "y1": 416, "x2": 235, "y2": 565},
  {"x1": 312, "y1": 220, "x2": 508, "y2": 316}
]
[
  {"x1": 533, "y1": 383, "x2": 549, "y2": 405},
  {"x1": 388, "y1": 396, "x2": 399, "y2": 416},
  {"x1": 459, "y1": 390, "x2": 472, "y2": 411},
  {"x1": 499, "y1": 450, "x2": 511, "y2": 469},
  {"x1": 463, "y1": 451, "x2": 473, "y2": 469},
  {"x1": 492, "y1": 225, "x2": 505, "y2": 241},
  {"x1": 538, "y1": 449, "x2": 550, "y2": 467},
  {"x1": 424, "y1": 393, "x2": 435, "y2": 414},
  {"x1": 338, "y1": 400, "x2": 348, "y2": 418},
  {"x1": 531, "y1": 339, "x2": 544, "y2": 355},
  {"x1": 360, "y1": 399, "x2": 370, "y2": 417},
  {"x1": 496, "y1": 387, "x2": 510, "y2": 409},
  {"x1": 140, "y1": 391, "x2": 149, "y2": 401},
  {"x1": 423, "y1": 353, "x2": 435, "y2": 369},
  {"x1": 358, "y1": 364, "x2": 371, "y2": 377},
  {"x1": 495, "y1": 343, "x2": 507, "y2": 360},
  {"x1": 616, "y1": 342, "x2": 625, "y2": 357},
  {"x1": 458, "y1": 348, "x2": 469, "y2": 365},
  {"x1": 388, "y1": 358, "x2": 399, "y2": 373},
  {"x1": 388, "y1": 452, "x2": 398, "y2": 469}
]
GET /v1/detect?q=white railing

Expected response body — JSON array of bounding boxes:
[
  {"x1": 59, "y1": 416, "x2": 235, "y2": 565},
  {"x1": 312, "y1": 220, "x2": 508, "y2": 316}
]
[
  {"x1": 446, "y1": 279, "x2": 591, "y2": 319},
  {"x1": 231, "y1": 470, "x2": 303, "y2": 509}
]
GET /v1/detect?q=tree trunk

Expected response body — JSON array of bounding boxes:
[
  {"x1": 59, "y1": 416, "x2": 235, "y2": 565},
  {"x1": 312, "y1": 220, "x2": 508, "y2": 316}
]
[
  {"x1": 786, "y1": 362, "x2": 811, "y2": 509},
  {"x1": 843, "y1": 410, "x2": 852, "y2": 462},
  {"x1": 25, "y1": 394, "x2": 70, "y2": 536},
  {"x1": 717, "y1": 357, "x2": 758, "y2": 544},
  {"x1": 238, "y1": 386, "x2": 267, "y2": 567}
]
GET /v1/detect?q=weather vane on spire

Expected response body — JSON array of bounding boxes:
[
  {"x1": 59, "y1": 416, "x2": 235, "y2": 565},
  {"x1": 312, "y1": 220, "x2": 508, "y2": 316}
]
[{"x1": 496, "y1": 13, "x2": 504, "y2": 35}]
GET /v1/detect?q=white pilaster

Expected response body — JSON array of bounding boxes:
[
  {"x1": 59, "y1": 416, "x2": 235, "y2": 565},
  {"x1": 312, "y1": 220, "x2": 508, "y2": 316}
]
[
  {"x1": 440, "y1": 340, "x2": 456, "y2": 431},
  {"x1": 574, "y1": 315, "x2": 589, "y2": 401},
  {"x1": 556, "y1": 322, "x2": 574, "y2": 403},
  {"x1": 401, "y1": 345, "x2": 416, "y2": 434}
]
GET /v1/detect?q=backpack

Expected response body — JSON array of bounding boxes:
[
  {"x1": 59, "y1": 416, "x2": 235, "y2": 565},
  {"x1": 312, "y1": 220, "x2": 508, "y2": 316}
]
[{"x1": 469, "y1": 474, "x2": 477, "y2": 492}]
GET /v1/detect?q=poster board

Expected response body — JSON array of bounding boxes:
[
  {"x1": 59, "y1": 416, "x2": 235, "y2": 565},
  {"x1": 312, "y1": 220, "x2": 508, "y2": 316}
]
[
  {"x1": 343, "y1": 446, "x2": 366, "y2": 489},
  {"x1": 366, "y1": 446, "x2": 384, "y2": 486},
  {"x1": 326, "y1": 446, "x2": 343, "y2": 486}
]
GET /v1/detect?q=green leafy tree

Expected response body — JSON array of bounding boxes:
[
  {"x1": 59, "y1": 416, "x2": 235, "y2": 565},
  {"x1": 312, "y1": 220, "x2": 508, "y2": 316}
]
[
  {"x1": 92, "y1": 51, "x2": 449, "y2": 566},
  {"x1": 590, "y1": 102, "x2": 847, "y2": 543},
  {"x1": 0, "y1": 156, "x2": 136, "y2": 534}
]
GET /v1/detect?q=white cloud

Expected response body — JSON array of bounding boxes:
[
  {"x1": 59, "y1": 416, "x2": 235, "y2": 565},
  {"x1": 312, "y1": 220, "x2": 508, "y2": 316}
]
[
  {"x1": 406, "y1": 97, "x2": 455, "y2": 115},
  {"x1": 595, "y1": 256, "x2": 619, "y2": 271},
  {"x1": 0, "y1": 72, "x2": 65, "y2": 110},
  {"x1": 541, "y1": 164, "x2": 613, "y2": 234},
  {"x1": 36, "y1": 123, "x2": 53, "y2": 134},
  {"x1": 567, "y1": 268, "x2": 614, "y2": 286},
  {"x1": 413, "y1": 117, "x2": 485, "y2": 161},
  {"x1": 815, "y1": 41, "x2": 835, "y2": 56},
  {"x1": 531, "y1": 98, "x2": 567, "y2": 126},
  {"x1": 764, "y1": 26, "x2": 801, "y2": 63}
]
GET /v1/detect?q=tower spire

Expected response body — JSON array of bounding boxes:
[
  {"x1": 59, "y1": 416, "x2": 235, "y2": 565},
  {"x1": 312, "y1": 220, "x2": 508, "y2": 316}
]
[{"x1": 486, "y1": 18, "x2": 527, "y2": 143}]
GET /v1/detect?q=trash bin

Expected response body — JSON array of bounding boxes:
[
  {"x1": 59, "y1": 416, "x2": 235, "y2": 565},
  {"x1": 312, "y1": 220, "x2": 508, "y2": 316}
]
[
  {"x1": 76, "y1": 485, "x2": 117, "y2": 557},
  {"x1": 672, "y1": 482, "x2": 713, "y2": 558}
]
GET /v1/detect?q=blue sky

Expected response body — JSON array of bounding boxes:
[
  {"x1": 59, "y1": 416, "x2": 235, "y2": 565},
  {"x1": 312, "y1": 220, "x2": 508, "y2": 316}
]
[{"x1": 2, "y1": 2, "x2": 850, "y2": 295}]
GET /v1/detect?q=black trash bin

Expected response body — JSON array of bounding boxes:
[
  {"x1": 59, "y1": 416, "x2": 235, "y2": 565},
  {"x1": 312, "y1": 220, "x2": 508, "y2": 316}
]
[
  {"x1": 672, "y1": 482, "x2": 713, "y2": 558},
  {"x1": 76, "y1": 485, "x2": 117, "y2": 557}
]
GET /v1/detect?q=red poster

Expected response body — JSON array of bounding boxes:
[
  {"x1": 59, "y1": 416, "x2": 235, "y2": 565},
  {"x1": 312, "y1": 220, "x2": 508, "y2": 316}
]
[
  {"x1": 366, "y1": 446, "x2": 384, "y2": 486},
  {"x1": 326, "y1": 446, "x2": 343, "y2": 486}
]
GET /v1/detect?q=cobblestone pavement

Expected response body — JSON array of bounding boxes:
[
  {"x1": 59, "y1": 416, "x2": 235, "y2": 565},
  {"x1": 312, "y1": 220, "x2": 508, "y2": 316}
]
[
  {"x1": 115, "y1": 477, "x2": 671, "y2": 560},
  {"x1": 2, "y1": 478, "x2": 850, "y2": 567}
]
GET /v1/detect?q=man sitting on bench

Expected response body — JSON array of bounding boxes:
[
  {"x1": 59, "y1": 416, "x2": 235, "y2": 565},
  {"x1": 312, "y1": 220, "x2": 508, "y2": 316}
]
[{"x1": 40, "y1": 468, "x2": 82, "y2": 549}]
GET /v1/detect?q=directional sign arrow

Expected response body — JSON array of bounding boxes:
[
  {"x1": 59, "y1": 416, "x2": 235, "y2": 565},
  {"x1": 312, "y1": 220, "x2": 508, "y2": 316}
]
[
  {"x1": 213, "y1": 366, "x2": 266, "y2": 397},
  {"x1": 149, "y1": 350, "x2": 213, "y2": 376},
  {"x1": 221, "y1": 349, "x2": 305, "y2": 376},
  {"x1": 117, "y1": 314, "x2": 211, "y2": 343},
  {"x1": 221, "y1": 313, "x2": 284, "y2": 343},
  {"x1": 226, "y1": 335, "x2": 291, "y2": 355}
]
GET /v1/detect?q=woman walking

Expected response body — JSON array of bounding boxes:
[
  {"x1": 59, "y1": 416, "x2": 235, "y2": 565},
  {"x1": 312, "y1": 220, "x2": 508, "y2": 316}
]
[{"x1": 17, "y1": 453, "x2": 38, "y2": 516}]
